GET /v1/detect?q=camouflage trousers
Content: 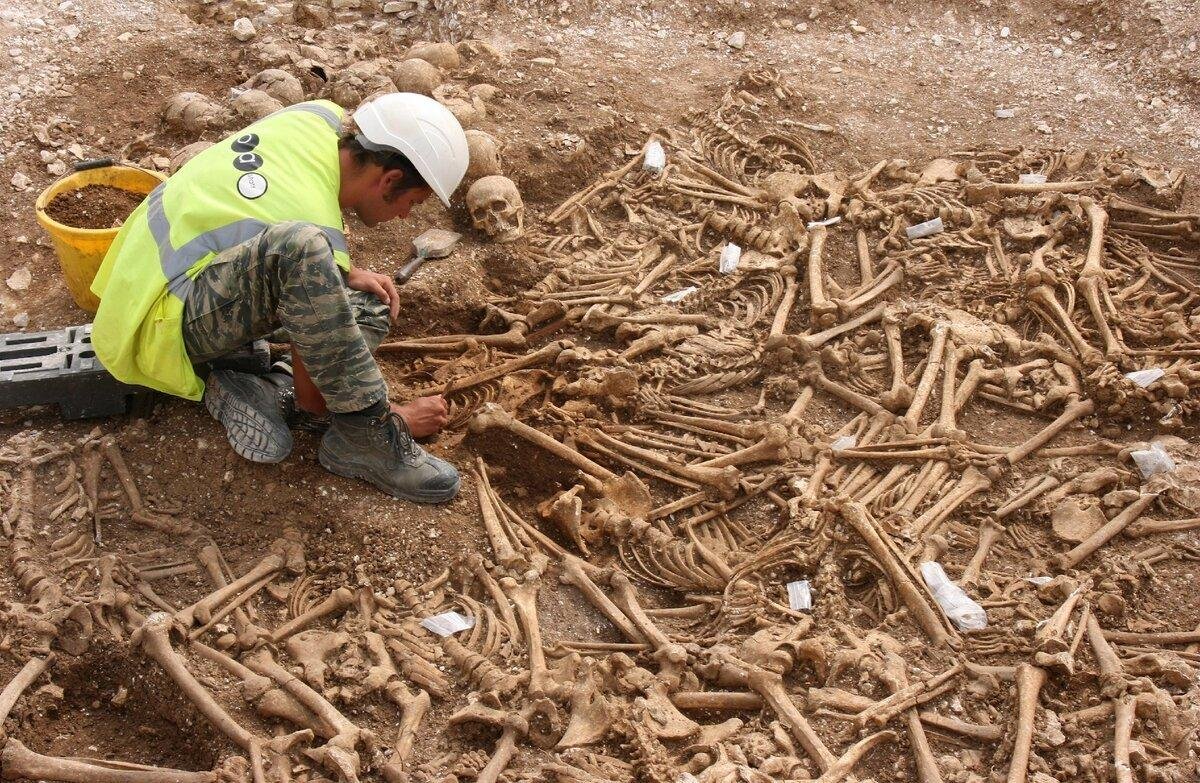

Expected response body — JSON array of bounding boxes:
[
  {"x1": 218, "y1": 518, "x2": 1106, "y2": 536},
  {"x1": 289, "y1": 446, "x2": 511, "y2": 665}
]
[{"x1": 182, "y1": 221, "x2": 390, "y2": 413}]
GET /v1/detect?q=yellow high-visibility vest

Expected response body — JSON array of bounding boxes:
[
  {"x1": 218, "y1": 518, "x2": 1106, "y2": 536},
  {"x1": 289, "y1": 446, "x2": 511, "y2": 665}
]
[{"x1": 91, "y1": 100, "x2": 351, "y2": 400}]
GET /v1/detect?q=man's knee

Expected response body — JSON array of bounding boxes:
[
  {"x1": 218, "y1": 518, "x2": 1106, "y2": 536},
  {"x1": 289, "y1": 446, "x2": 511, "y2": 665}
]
[{"x1": 347, "y1": 290, "x2": 390, "y2": 348}]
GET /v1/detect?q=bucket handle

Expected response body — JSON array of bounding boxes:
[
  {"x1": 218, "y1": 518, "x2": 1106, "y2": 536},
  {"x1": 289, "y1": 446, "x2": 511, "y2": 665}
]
[{"x1": 73, "y1": 158, "x2": 115, "y2": 172}]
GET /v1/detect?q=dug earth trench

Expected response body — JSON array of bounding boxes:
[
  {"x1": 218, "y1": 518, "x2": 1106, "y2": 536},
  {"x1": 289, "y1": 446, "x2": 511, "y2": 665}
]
[{"x1": 0, "y1": 1, "x2": 1199, "y2": 782}]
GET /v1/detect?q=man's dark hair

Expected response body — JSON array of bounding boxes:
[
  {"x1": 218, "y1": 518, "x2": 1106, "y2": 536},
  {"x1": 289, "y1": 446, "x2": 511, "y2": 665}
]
[{"x1": 339, "y1": 132, "x2": 429, "y2": 202}]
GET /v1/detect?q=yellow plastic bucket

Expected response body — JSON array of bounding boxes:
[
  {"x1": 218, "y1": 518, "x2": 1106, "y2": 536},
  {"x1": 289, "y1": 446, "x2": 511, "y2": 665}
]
[{"x1": 35, "y1": 164, "x2": 166, "y2": 313}]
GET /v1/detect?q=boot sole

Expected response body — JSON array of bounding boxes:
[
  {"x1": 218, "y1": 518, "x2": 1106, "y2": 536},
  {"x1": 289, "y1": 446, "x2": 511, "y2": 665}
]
[
  {"x1": 317, "y1": 445, "x2": 460, "y2": 504},
  {"x1": 205, "y1": 371, "x2": 293, "y2": 464}
]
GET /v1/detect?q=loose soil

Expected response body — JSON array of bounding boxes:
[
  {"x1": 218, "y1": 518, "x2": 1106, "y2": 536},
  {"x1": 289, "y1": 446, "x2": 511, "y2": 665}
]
[
  {"x1": 44, "y1": 184, "x2": 146, "y2": 230},
  {"x1": 0, "y1": 0, "x2": 1198, "y2": 781}
]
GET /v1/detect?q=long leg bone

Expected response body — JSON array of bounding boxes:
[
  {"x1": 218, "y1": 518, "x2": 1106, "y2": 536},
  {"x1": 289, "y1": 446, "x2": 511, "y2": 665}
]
[
  {"x1": 1076, "y1": 198, "x2": 1124, "y2": 358},
  {"x1": 1052, "y1": 492, "x2": 1157, "y2": 570},
  {"x1": 133, "y1": 612, "x2": 257, "y2": 751},
  {"x1": 806, "y1": 225, "x2": 839, "y2": 328},
  {"x1": 1005, "y1": 662, "x2": 1049, "y2": 783},
  {"x1": 0, "y1": 739, "x2": 217, "y2": 783},
  {"x1": 840, "y1": 501, "x2": 956, "y2": 646}
]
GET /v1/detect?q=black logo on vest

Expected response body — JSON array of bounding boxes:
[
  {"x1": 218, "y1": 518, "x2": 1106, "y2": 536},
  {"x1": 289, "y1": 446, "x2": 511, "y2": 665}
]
[
  {"x1": 231, "y1": 133, "x2": 260, "y2": 153},
  {"x1": 233, "y1": 152, "x2": 264, "y2": 172}
]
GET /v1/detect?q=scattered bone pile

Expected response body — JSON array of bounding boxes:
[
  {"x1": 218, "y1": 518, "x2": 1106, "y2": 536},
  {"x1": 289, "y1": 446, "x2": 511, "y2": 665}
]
[{"x1": 4, "y1": 69, "x2": 1200, "y2": 783}]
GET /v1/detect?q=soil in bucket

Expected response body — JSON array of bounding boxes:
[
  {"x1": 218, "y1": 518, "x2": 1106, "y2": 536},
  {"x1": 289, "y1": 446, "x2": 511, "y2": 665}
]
[{"x1": 44, "y1": 184, "x2": 146, "y2": 230}]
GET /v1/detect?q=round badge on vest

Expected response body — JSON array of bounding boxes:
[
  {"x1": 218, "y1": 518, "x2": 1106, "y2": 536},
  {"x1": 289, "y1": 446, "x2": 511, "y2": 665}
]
[
  {"x1": 231, "y1": 133, "x2": 260, "y2": 153},
  {"x1": 233, "y1": 152, "x2": 264, "y2": 172},
  {"x1": 237, "y1": 172, "x2": 268, "y2": 199}
]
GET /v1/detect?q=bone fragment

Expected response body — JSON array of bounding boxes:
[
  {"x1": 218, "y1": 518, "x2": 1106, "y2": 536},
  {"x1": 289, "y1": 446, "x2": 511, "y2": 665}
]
[{"x1": 814, "y1": 730, "x2": 896, "y2": 783}]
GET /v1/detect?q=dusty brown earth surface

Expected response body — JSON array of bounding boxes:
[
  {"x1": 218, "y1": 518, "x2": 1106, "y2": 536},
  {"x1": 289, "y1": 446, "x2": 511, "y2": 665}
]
[{"x1": 1, "y1": 0, "x2": 1200, "y2": 782}]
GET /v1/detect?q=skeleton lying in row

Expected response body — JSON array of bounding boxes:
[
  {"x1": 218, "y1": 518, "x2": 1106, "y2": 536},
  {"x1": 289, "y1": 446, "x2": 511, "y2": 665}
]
[{"x1": 2, "y1": 68, "x2": 1199, "y2": 783}]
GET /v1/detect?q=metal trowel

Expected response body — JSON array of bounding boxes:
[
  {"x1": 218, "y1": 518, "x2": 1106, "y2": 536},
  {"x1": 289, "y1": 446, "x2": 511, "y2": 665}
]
[{"x1": 394, "y1": 228, "x2": 462, "y2": 284}]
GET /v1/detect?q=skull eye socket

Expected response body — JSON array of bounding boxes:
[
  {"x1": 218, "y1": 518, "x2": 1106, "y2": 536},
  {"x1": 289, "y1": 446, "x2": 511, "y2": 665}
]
[{"x1": 489, "y1": 198, "x2": 511, "y2": 211}]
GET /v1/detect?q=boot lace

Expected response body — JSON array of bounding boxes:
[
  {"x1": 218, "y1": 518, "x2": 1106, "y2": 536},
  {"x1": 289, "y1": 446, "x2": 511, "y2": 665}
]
[{"x1": 376, "y1": 411, "x2": 421, "y2": 462}]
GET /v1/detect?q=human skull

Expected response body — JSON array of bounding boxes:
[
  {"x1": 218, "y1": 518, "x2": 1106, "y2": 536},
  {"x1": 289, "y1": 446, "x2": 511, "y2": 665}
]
[
  {"x1": 163, "y1": 92, "x2": 226, "y2": 135},
  {"x1": 391, "y1": 58, "x2": 442, "y2": 95},
  {"x1": 464, "y1": 130, "x2": 502, "y2": 181},
  {"x1": 244, "y1": 68, "x2": 305, "y2": 105},
  {"x1": 231, "y1": 88, "x2": 284, "y2": 122},
  {"x1": 466, "y1": 175, "x2": 524, "y2": 243}
]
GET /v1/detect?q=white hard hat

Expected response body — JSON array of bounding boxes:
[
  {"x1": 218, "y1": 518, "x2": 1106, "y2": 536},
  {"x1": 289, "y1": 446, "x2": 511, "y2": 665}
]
[{"x1": 353, "y1": 92, "x2": 469, "y2": 207}]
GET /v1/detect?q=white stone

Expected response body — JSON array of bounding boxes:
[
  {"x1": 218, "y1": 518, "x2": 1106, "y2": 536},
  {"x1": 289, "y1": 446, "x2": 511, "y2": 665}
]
[
  {"x1": 232, "y1": 17, "x2": 256, "y2": 42},
  {"x1": 9, "y1": 171, "x2": 29, "y2": 190},
  {"x1": 726, "y1": 31, "x2": 745, "y2": 49},
  {"x1": 1000, "y1": 26, "x2": 1010, "y2": 37}
]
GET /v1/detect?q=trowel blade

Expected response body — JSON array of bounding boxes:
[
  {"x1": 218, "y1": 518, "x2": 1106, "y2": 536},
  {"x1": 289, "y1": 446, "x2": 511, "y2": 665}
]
[{"x1": 412, "y1": 228, "x2": 462, "y2": 260}]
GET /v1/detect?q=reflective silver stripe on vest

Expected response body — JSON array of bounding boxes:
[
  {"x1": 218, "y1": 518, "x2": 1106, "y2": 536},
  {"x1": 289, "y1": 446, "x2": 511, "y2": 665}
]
[
  {"x1": 147, "y1": 185, "x2": 348, "y2": 300},
  {"x1": 265, "y1": 102, "x2": 342, "y2": 132}
]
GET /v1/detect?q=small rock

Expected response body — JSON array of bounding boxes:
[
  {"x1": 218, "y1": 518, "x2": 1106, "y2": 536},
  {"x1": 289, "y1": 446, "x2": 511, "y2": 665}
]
[
  {"x1": 382, "y1": 1, "x2": 413, "y2": 11},
  {"x1": 9, "y1": 171, "x2": 30, "y2": 190},
  {"x1": 1000, "y1": 26, "x2": 1010, "y2": 38},
  {"x1": 232, "y1": 17, "x2": 256, "y2": 42},
  {"x1": 726, "y1": 31, "x2": 745, "y2": 49},
  {"x1": 994, "y1": 107, "x2": 1016, "y2": 118},
  {"x1": 12, "y1": 313, "x2": 28, "y2": 328},
  {"x1": 111, "y1": 685, "x2": 129, "y2": 706},
  {"x1": 6, "y1": 267, "x2": 31, "y2": 291},
  {"x1": 795, "y1": 22, "x2": 808, "y2": 32},
  {"x1": 850, "y1": 23, "x2": 867, "y2": 34},
  {"x1": 116, "y1": 31, "x2": 132, "y2": 42},
  {"x1": 1035, "y1": 122, "x2": 1053, "y2": 134},
  {"x1": 1052, "y1": 47, "x2": 1063, "y2": 58},
  {"x1": 931, "y1": 33, "x2": 944, "y2": 47},
  {"x1": 530, "y1": 56, "x2": 556, "y2": 66},
  {"x1": 829, "y1": 66, "x2": 842, "y2": 73},
  {"x1": 46, "y1": 160, "x2": 67, "y2": 176}
]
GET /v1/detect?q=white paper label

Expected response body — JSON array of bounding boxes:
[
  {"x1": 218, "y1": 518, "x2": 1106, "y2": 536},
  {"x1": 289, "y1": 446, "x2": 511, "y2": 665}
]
[
  {"x1": 830, "y1": 435, "x2": 857, "y2": 451},
  {"x1": 1130, "y1": 443, "x2": 1175, "y2": 479},
  {"x1": 994, "y1": 107, "x2": 1016, "y2": 119},
  {"x1": 787, "y1": 580, "x2": 812, "y2": 611},
  {"x1": 661, "y1": 286, "x2": 697, "y2": 303},
  {"x1": 420, "y1": 611, "x2": 475, "y2": 637},
  {"x1": 719, "y1": 243, "x2": 742, "y2": 274},
  {"x1": 1124, "y1": 368, "x2": 1165, "y2": 388},
  {"x1": 906, "y1": 217, "x2": 944, "y2": 239},
  {"x1": 643, "y1": 140, "x2": 666, "y2": 173},
  {"x1": 1018, "y1": 173, "x2": 1047, "y2": 185}
]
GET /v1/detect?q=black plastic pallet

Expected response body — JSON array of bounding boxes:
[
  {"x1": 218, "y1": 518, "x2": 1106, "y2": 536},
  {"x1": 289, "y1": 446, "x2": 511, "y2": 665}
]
[{"x1": 0, "y1": 325, "x2": 146, "y2": 419}]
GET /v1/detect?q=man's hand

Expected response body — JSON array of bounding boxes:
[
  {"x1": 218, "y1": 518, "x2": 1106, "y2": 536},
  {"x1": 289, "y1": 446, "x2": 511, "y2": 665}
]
[
  {"x1": 391, "y1": 395, "x2": 449, "y2": 438},
  {"x1": 347, "y1": 266, "x2": 400, "y2": 323}
]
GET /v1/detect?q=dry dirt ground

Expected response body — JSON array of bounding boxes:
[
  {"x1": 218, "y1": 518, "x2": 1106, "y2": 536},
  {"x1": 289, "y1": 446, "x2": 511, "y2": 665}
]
[{"x1": 0, "y1": 0, "x2": 1199, "y2": 781}]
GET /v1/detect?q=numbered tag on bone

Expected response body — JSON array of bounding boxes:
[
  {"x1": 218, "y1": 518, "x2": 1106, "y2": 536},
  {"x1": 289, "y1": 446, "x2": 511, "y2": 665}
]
[
  {"x1": 661, "y1": 286, "x2": 698, "y2": 303},
  {"x1": 420, "y1": 611, "x2": 475, "y2": 637},
  {"x1": 719, "y1": 243, "x2": 742, "y2": 274},
  {"x1": 1124, "y1": 368, "x2": 1164, "y2": 388},
  {"x1": 787, "y1": 580, "x2": 812, "y2": 611},
  {"x1": 642, "y1": 140, "x2": 666, "y2": 174},
  {"x1": 906, "y1": 217, "x2": 944, "y2": 240}
]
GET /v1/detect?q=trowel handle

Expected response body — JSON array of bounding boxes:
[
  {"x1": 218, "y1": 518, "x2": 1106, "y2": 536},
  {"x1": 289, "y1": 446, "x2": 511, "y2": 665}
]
[
  {"x1": 74, "y1": 158, "x2": 115, "y2": 172},
  {"x1": 394, "y1": 255, "x2": 427, "y2": 285}
]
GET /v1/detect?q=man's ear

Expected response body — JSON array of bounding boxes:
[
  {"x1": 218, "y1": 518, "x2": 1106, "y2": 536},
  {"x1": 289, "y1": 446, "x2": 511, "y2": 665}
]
[{"x1": 378, "y1": 168, "x2": 405, "y2": 194}]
